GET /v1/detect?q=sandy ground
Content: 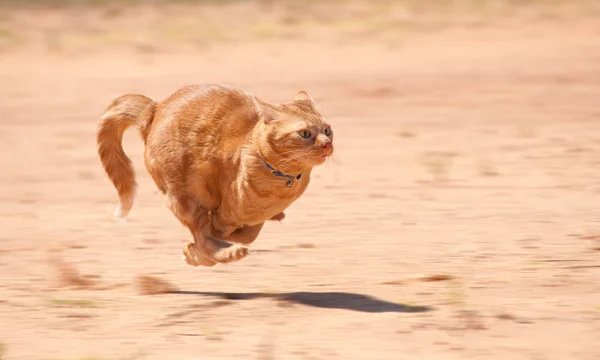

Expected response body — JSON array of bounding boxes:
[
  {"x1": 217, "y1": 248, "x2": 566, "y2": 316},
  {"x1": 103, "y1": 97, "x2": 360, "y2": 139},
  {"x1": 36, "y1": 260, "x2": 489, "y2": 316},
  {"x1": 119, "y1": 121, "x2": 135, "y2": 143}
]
[{"x1": 1, "y1": 3, "x2": 600, "y2": 360}]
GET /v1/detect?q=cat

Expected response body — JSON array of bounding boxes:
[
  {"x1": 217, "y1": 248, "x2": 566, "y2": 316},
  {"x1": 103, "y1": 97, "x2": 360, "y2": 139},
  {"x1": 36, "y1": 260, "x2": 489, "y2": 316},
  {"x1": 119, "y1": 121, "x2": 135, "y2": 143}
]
[{"x1": 96, "y1": 84, "x2": 334, "y2": 267}]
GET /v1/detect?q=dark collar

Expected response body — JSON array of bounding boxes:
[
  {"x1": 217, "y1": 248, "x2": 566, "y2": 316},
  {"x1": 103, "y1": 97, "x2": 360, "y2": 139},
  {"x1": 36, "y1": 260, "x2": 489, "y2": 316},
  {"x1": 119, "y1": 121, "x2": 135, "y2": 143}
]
[{"x1": 262, "y1": 159, "x2": 302, "y2": 187}]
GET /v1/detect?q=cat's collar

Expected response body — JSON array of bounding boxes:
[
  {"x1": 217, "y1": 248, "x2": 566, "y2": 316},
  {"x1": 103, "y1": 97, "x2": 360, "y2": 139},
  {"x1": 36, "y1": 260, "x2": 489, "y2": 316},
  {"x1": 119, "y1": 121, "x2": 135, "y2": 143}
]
[{"x1": 261, "y1": 159, "x2": 302, "y2": 187}]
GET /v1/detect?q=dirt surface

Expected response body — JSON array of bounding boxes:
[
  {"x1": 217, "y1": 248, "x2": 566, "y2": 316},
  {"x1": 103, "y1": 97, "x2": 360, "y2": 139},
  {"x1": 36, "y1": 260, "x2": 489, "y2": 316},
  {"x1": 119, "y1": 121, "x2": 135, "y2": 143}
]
[{"x1": 1, "y1": 3, "x2": 600, "y2": 360}]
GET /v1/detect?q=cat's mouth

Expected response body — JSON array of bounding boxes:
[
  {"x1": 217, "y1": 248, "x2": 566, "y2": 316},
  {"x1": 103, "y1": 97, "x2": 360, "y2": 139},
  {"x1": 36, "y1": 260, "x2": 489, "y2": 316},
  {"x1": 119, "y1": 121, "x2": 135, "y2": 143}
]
[
  {"x1": 302, "y1": 147, "x2": 332, "y2": 166},
  {"x1": 315, "y1": 151, "x2": 332, "y2": 163}
]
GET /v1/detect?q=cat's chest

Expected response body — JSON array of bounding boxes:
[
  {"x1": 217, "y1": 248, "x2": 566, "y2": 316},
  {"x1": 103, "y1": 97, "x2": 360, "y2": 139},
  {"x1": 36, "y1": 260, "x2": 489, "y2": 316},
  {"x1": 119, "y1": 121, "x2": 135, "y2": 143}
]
[
  {"x1": 247, "y1": 196, "x2": 292, "y2": 220},
  {"x1": 230, "y1": 178, "x2": 308, "y2": 224},
  {"x1": 249, "y1": 185, "x2": 301, "y2": 213}
]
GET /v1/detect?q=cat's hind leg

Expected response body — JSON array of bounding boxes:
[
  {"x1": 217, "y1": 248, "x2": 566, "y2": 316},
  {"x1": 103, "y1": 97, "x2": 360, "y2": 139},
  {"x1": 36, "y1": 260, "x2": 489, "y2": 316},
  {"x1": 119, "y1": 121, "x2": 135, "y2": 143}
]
[
  {"x1": 163, "y1": 194, "x2": 216, "y2": 266},
  {"x1": 185, "y1": 232, "x2": 249, "y2": 266},
  {"x1": 164, "y1": 194, "x2": 249, "y2": 266}
]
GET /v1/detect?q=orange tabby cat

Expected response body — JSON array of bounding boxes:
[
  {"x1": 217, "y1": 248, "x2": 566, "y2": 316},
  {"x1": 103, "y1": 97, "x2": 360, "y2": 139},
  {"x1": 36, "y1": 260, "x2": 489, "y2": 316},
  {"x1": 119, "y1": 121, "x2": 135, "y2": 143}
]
[{"x1": 96, "y1": 84, "x2": 334, "y2": 267}]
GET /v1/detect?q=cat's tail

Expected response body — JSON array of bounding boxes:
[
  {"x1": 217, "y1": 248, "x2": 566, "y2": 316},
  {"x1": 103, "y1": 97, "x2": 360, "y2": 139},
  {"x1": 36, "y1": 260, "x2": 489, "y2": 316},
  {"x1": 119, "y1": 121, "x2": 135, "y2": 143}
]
[{"x1": 96, "y1": 94, "x2": 155, "y2": 221}]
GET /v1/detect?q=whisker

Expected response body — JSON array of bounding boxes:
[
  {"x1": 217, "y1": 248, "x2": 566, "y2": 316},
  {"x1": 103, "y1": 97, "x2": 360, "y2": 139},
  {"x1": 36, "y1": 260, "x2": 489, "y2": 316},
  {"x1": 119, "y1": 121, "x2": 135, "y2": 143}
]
[
  {"x1": 270, "y1": 148, "x2": 310, "y2": 157},
  {"x1": 274, "y1": 151, "x2": 313, "y2": 166},
  {"x1": 277, "y1": 159, "x2": 308, "y2": 169},
  {"x1": 272, "y1": 151, "x2": 311, "y2": 164},
  {"x1": 275, "y1": 152, "x2": 312, "y2": 164}
]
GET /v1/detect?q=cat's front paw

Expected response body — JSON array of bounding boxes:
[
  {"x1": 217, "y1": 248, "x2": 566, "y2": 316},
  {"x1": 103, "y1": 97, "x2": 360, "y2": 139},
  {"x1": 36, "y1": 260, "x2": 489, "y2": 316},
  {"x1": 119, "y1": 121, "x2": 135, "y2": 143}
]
[
  {"x1": 269, "y1": 212, "x2": 286, "y2": 222},
  {"x1": 212, "y1": 244, "x2": 249, "y2": 263}
]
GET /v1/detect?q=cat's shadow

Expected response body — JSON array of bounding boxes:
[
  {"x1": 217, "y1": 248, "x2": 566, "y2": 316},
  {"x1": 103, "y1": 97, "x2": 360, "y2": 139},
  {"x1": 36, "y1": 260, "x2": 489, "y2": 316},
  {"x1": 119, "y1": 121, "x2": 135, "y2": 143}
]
[{"x1": 171, "y1": 290, "x2": 433, "y2": 313}]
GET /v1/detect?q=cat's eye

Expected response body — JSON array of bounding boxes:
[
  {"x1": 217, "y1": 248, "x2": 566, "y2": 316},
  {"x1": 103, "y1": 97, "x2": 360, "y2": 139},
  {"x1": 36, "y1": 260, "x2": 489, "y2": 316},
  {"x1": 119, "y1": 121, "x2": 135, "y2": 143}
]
[
  {"x1": 299, "y1": 130, "x2": 311, "y2": 139},
  {"x1": 324, "y1": 127, "x2": 333, "y2": 137}
]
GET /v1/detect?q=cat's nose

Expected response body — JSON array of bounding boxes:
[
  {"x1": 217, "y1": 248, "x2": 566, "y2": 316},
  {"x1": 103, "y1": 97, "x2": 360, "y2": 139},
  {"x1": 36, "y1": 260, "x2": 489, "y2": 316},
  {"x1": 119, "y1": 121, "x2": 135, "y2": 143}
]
[{"x1": 321, "y1": 141, "x2": 332, "y2": 150}]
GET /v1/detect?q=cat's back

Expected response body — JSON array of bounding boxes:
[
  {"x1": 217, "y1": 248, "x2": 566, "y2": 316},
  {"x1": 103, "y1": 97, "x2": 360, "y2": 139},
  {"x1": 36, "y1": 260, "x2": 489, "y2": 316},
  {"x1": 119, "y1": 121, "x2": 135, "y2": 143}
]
[
  {"x1": 151, "y1": 84, "x2": 260, "y2": 142},
  {"x1": 144, "y1": 84, "x2": 261, "y2": 195}
]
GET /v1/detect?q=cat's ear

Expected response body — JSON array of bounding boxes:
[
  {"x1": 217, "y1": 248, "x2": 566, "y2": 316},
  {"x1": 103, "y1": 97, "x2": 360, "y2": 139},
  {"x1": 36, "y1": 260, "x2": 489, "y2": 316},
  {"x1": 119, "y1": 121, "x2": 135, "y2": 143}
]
[
  {"x1": 261, "y1": 105, "x2": 278, "y2": 124},
  {"x1": 254, "y1": 96, "x2": 279, "y2": 124},
  {"x1": 294, "y1": 90, "x2": 314, "y2": 106}
]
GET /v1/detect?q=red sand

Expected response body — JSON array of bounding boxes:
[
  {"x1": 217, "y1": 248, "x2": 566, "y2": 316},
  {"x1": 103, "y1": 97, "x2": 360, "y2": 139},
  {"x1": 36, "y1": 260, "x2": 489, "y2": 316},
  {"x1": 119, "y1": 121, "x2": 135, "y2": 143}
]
[{"x1": 1, "y1": 5, "x2": 599, "y2": 359}]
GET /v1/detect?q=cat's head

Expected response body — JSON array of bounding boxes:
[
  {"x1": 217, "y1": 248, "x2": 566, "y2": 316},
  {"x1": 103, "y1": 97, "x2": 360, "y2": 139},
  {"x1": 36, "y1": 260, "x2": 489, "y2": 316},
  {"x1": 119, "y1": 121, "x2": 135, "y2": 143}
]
[{"x1": 256, "y1": 91, "x2": 334, "y2": 170}]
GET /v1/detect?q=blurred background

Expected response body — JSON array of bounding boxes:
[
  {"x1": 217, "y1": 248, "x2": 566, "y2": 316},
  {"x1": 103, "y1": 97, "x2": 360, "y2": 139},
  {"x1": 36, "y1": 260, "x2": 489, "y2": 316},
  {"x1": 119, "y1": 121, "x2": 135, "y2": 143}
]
[{"x1": 1, "y1": 1, "x2": 600, "y2": 359}]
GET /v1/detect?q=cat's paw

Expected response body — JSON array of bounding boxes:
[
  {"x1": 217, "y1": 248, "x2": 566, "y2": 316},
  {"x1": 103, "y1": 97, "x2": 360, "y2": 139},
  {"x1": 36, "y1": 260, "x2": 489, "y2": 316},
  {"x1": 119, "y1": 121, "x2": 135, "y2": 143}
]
[
  {"x1": 183, "y1": 243, "x2": 217, "y2": 267},
  {"x1": 269, "y1": 212, "x2": 286, "y2": 222},
  {"x1": 213, "y1": 244, "x2": 249, "y2": 263}
]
